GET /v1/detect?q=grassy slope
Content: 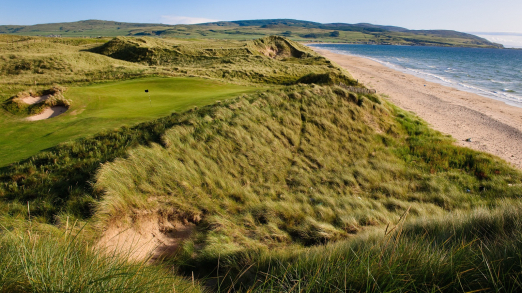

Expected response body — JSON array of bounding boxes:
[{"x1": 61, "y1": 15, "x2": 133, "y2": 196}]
[
  {"x1": 91, "y1": 85, "x2": 522, "y2": 291},
  {"x1": 90, "y1": 36, "x2": 354, "y2": 85},
  {"x1": 0, "y1": 77, "x2": 259, "y2": 166},
  {"x1": 0, "y1": 19, "x2": 502, "y2": 48},
  {"x1": 1, "y1": 35, "x2": 343, "y2": 166},
  {"x1": 0, "y1": 35, "x2": 349, "y2": 222},
  {"x1": 94, "y1": 85, "x2": 522, "y2": 259},
  {"x1": 1, "y1": 35, "x2": 521, "y2": 292},
  {"x1": 231, "y1": 202, "x2": 522, "y2": 292}
]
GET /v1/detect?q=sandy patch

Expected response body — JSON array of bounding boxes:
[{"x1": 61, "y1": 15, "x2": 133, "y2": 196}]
[
  {"x1": 26, "y1": 106, "x2": 68, "y2": 121},
  {"x1": 311, "y1": 47, "x2": 522, "y2": 169},
  {"x1": 97, "y1": 217, "x2": 195, "y2": 262},
  {"x1": 21, "y1": 94, "x2": 50, "y2": 105},
  {"x1": 69, "y1": 108, "x2": 85, "y2": 116}
]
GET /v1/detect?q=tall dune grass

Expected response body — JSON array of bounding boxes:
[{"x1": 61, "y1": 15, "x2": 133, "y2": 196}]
[
  {"x1": 0, "y1": 217, "x2": 203, "y2": 293},
  {"x1": 206, "y1": 201, "x2": 522, "y2": 292},
  {"x1": 93, "y1": 85, "x2": 522, "y2": 261}
]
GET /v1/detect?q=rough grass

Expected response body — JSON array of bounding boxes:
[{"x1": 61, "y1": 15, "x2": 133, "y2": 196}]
[
  {"x1": 0, "y1": 35, "x2": 153, "y2": 98},
  {"x1": 93, "y1": 85, "x2": 522, "y2": 262},
  {"x1": 0, "y1": 217, "x2": 203, "y2": 293},
  {"x1": 1, "y1": 35, "x2": 520, "y2": 292},
  {"x1": 91, "y1": 36, "x2": 356, "y2": 85},
  {"x1": 218, "y1": 201, "x2": 522, "y2": 292}
]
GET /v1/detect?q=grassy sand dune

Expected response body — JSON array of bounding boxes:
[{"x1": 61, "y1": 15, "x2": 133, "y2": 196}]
[
  {"x1": 93, "y1": 85, "x2": 522, "y2": 260},
  {"x1": 1, "y1": 35, "x2": 521, "y2": 292}
]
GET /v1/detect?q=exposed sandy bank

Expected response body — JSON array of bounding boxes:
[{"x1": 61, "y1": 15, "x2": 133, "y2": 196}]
[
  {"x1": 311, "y1": 47, "x2": 522, "y2": 169},
  {"x1": 21, "y1": 94, "x2": 50, "y2": 105},
  {"x1": 97, "y1": 217, "x2": 194, "y2": 262},
  {"x1": 26, "y1": 106, "x2": 68, "y2": 121}
]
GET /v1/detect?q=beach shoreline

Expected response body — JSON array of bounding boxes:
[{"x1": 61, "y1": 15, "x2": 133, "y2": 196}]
[{"x1": 310, "y1": 47, "x2": 522, "y2": 169}]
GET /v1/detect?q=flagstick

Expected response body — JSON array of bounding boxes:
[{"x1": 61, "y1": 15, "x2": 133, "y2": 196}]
[{"x1": 145, "y1": 89, "x2": 151, "y2": 106}]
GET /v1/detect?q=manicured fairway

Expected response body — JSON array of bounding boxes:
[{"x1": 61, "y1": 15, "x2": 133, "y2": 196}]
[{"x1": 0, "y1": 77, "x2": 260, "y2": 166}]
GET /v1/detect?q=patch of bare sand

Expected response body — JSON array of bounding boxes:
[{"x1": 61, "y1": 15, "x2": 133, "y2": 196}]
[
  {"x1": 97, "y1": 216, "x2": 195, "y2": 262},
  {"x1": 311, "y1": 47, "x2": 522, "y2": 169},
  {"x1": 21, "y1": 94, "x2": 50, "y2": 105},
  {"x1": 69, "y1": 108, "x2": 85, "y2": 116},
  {"x1": 26, "y1": 106, "x2": 68, "y2": 121}
]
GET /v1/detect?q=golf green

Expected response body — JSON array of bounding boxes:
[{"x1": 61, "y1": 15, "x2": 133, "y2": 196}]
[{"x1": 0, "y1": 77, "x2": 260, "y2": 166}]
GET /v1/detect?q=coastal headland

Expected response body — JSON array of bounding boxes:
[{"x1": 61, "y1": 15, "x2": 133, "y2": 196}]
[{"x1": 311, "y1": 47, "x2": 522, "y2": 169}]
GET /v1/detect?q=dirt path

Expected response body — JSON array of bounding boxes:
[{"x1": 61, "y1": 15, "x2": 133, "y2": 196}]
[{"x1": 311, "y1": 47, "x2": 522, "y2": 169}]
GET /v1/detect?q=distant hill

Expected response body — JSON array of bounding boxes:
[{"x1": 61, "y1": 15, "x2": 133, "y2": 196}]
[{"x1": 0, "y1": 19, "x2": 503, "y2": 48}]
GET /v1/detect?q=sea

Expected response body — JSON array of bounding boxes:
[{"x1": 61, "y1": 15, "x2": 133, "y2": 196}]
[{"x1": 310, "y1": 44, "x2": 522, "y2": 107}]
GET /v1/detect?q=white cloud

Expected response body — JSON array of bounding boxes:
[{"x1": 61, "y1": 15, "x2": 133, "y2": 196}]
[
  {"x1": 474, "y1": 33, "x2": 522, "y2": 48},
  {"x1": 160, "y1": 15, "x2": 219, "y2": 25}
]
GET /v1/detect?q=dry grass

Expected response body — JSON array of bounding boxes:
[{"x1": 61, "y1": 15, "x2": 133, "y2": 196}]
[
  {"x1": 91, "y1": 35, "x2": 356, "y2": 85},
  {"x1": 0, "y1": 215, "x2": 203, "y2": 293}
]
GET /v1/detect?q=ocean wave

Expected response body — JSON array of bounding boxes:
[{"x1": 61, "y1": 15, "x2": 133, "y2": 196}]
[
  {"x1": 459, "y1": 83, "x2": 522, "y2": 103},
  {"x1": 409, "y1": 69, "x2": 454, "y2": 84},
  {"x1": 491, "y1": 79, "x2": 514, "y2": 84},
  {"x1": 316, "y1": 45, "x2": 522, "y2": 106}
]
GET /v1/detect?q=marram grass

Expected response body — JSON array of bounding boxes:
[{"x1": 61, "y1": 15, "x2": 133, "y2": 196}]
[
  {"x1": 93, "y1": 85, "x2": 522, "y2": 260},
  {"x1": 0, "y1": 218, "x2": 203, "y2": 293},
  {"x1": 1, "y1": 35, "x2": 522, "y2": 293}
]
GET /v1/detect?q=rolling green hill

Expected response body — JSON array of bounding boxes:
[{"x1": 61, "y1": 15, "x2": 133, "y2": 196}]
[
  {"x1": 0, "y1": 19, "x2": 503, "y2": 48},
  {"x1": 0, "y1": 35, "x2": 355, "y2": 167},
  {"x1": 1, "y1": 35, "x2": 521, "y2": 292}
]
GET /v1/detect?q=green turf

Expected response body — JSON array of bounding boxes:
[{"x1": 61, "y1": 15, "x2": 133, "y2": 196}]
[{"x1": 0, "y1": 76, "x2": 259, "y2": 166}]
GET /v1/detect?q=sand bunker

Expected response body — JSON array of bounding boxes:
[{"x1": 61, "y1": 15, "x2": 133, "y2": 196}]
[
  {"x1": 27, "y1": 106, "x2": 68, "y2": 121},
  {"x1": 21, "y1": 94, "x2": 50, "y2": 105}
]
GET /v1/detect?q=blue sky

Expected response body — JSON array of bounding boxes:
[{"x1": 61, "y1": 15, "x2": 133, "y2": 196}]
[{"x1": 2, "y1": 0, "x2": 521, "y2": 34}]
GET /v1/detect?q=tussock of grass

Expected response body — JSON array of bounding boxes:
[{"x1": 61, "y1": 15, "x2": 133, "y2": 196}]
[
  {"x1": 221, "y1": 202, "x2": 522, "y2": 292},
  {"x1": 0, "y1": 218, "x2": 202, "y2": 293},
  {"x1": 93, "y1": 85, "x2": 522, "y2": 261}
]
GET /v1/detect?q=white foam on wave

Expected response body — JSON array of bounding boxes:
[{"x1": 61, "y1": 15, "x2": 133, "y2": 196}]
[
  {"x1": 459, "y1": 83, "x2": 522, "y2": 103},
  {"x1": 409, "y1": 69, "x2": 454, "y2": 84},
  {"x1": 491, "y1": 79, "x2": 514, "y2": 84}
]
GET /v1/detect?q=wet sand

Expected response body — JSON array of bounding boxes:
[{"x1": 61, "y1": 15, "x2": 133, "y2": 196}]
[{"x1": 311, "y1": 47, "x2": 522, "y2": 169}]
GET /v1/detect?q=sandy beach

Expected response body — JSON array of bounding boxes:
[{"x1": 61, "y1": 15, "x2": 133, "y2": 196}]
[{"x1": 310, "y1": 47, "x2": 522, "y2": 169}]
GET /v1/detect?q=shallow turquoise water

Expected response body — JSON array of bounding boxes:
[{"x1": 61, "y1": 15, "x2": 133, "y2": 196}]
[{"x1": 312, "y1": 44, "x2": 522, "y2": 107}]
